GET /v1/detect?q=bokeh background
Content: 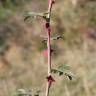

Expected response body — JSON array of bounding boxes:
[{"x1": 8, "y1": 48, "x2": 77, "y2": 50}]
[{"x1": 0, "y1": 0, "x2": 96, "y2": 96}]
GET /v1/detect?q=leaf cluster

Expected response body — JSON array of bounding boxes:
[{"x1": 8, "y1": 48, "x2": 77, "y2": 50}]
[
  {"x1": 14, "y1": 89, "x2": 41, "y2": 96},
  {"x1": 51, "y1": 64, "x2": 74, "y2": 80},
  {"x1": 24, "y1": 12, "x2": 49, "y2": 22}
]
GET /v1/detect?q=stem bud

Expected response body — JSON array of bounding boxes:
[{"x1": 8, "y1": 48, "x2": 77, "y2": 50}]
[{"x1": 45, "y1": 22, "x2": 50, "y2": 28}]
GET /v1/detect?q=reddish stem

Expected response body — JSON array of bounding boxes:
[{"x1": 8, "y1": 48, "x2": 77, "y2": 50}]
[
  {"x1": 47, "y1": 0, "x2": 55, "y2": 22},
  {"x1": 45, "y1": 0, "x2": 55, "y2": 96},
  {"x1": 45, "y1": 82, "x2": 50, "y2": 96},
  {"x1": 47, "y1": 28, "x2": 51, "y2": 75}
]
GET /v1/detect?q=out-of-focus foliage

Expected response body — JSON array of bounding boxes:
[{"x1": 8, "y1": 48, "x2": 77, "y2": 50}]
[{"x1": 0, "y1": 0, "x2": 31, "y2": 21}]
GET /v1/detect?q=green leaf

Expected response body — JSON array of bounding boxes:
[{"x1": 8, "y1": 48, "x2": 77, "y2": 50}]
[
  {"x1": 51, "y1": 69, "x2": 63, "y2": 76},
  {"x1": 51, "y1": 64, "x2": 74, "y2": 80},
  {"x1": 59, "y1": 72, "x2": 63, "y2": 76},
  {"x1": 24, "y1": 12, "x2": 49, "y2": 21},
  {"x1": 58, "y1": 64, "x2": 70, "y2": 71},
  {"x1": 65, "y1": 72, "x2": 74, "y2": 80},
  {"x1": 68, "y1": 75, "x2": 72, "y2": 80},
  {"x1": 14, "y1": 89, "x2": 32, "y2": 96},
  {"x1": 51, "y1": 69, "x2": 59, "y2": 74},
  {"x1": 34, "y1": 90, "x2": 41, "y2": 96},
  {"x1": 34, "y1": 94, "x2": 39, "y2": 96}
]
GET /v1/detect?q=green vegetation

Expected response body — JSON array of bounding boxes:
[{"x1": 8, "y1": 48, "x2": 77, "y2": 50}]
[{"x1": 0, "y1": 0, "x2": 31, "y2": 21}]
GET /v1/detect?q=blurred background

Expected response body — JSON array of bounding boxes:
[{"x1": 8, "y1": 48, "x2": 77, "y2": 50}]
[{"x1": 0, "y1": 0, "x2": 96, "y2": 96}]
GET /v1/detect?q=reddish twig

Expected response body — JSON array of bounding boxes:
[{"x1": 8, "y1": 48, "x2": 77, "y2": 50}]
[
  {"x1": 47, "y1": 28, "x2": 51, "y2": 75},
  {"x1": 45, "y1": 0, "x2": 55, "y2": 96}
]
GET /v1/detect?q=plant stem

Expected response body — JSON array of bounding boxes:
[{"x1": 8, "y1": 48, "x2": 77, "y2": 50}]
[
  {"x1": 45, "y1": 0, "x2": 55, "y2": 96},
  {"x1": 47, "y1": 29, "x2": 51, "y2": 75},
  {"x1": 45, "y1": 82, "x2": 50, "y2": 96},
  {"x1": 47, "y1": 0, "x2": 53, "y2": 21}
]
